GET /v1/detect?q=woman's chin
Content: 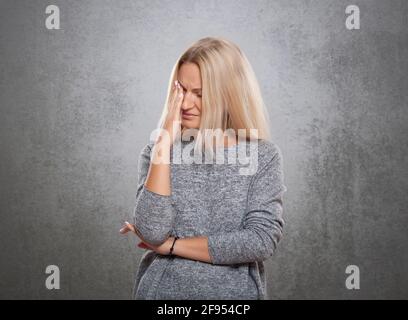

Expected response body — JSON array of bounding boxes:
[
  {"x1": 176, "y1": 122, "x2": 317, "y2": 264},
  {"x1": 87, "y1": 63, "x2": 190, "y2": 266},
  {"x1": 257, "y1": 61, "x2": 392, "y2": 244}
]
[{"x1": 181, "y1": 119, "x2": 199, "y2": 129}]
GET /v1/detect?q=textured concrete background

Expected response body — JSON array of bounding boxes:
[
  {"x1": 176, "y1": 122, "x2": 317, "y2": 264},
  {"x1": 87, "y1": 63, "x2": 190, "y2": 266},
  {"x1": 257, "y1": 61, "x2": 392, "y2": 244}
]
[{"x1": 0, "y1": 0, "x2": 407, "y2": 299}]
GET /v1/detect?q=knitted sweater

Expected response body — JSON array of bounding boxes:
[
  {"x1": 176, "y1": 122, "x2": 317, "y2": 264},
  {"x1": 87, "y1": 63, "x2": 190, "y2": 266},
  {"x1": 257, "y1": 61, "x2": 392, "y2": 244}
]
[{"x1": 132, "y1": 138, "x2": 287, "y2": 300}]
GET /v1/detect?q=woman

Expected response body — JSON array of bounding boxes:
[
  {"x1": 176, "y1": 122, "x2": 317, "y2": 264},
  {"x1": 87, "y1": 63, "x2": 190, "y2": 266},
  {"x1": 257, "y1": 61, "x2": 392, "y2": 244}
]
[{"x1": 120, "y1": 37, "x2": 287, "y2": 300}]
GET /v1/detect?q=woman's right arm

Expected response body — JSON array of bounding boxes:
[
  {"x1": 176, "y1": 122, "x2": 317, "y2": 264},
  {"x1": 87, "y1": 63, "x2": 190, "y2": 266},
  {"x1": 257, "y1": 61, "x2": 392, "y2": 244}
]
[
  {"x1": 132, "y1": 142, "x2": 175, "y2": 246},
  {"x1": 133, "y1": 80, "x2": 184, "y2": 246}
]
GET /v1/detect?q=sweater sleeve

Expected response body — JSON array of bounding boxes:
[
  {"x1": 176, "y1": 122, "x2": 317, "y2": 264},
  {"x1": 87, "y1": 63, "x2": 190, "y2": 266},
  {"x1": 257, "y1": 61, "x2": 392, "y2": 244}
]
[
  {"x1": 132, "y1": 143, "x2": 176, "y2": 246},
  {"x1": 207, "y1": 144, "x2": 287, "y2": 265}
]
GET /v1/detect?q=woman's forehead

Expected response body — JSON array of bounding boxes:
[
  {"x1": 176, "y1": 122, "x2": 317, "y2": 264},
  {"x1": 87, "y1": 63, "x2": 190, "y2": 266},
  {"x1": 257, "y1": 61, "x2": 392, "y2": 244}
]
[{"x1": 178, "y1": 63, "x2": 201, "y2": 89}]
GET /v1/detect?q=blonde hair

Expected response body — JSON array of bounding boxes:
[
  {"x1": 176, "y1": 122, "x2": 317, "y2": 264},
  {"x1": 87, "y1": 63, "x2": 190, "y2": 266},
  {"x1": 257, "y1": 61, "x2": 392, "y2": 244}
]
[{"x1": 156, "y1": 36, "x2": 272, "y2": 154}]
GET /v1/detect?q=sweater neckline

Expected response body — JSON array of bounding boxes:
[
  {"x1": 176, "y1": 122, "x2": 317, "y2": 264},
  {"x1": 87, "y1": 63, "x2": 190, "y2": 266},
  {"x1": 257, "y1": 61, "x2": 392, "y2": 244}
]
[{"x1": 180, "y1": 138, "x2": 247, "y2": 151}]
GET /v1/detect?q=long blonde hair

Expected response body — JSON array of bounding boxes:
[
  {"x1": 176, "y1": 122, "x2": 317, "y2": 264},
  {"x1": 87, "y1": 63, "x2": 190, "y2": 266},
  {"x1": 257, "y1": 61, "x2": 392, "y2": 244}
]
[{"x1": 156, "y1": 36, "x2": 271, "y2": 154}]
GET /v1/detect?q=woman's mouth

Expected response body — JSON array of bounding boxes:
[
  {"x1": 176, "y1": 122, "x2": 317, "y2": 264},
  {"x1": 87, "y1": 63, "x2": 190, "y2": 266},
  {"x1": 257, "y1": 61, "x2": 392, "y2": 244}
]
[{"x1": 182, "y1": 112, "x2": 197, "y2": 119}]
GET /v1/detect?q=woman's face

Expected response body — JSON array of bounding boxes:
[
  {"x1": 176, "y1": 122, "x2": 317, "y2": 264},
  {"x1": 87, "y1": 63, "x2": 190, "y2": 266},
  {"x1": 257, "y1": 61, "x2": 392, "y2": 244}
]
[{"x1": 177, "y1": 62, "x2": 202, "y2": 129}]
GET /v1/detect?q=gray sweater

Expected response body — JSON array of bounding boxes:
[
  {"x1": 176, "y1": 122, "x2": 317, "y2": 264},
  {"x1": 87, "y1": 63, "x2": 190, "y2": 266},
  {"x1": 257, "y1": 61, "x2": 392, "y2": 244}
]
[{"x1": 132, "y1": 138, "x2": 287, "y2": 300}]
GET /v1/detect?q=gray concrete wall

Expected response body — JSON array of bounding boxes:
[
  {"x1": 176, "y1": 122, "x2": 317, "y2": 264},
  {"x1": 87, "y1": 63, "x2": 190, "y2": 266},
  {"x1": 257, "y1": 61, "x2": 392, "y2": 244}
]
[{"x1": 0, "y1": 0, "x2": 407, "y2": 299}]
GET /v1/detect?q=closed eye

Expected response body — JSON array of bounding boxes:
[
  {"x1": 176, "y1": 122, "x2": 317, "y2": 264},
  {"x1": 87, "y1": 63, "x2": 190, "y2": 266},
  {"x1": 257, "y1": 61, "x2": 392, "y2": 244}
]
[
  {"x1": 182, "y1": 88, "x2": 202, "y2": 98},
  {"x1": 178, "y1": 80, "x2": 202, "y2": 97}
]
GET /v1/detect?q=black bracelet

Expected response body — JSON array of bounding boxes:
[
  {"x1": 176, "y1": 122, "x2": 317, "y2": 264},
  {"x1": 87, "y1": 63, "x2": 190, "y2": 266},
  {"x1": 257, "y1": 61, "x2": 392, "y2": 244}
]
[{"x1": 169, "y1": 236, "x2": 179, "y2": 256}]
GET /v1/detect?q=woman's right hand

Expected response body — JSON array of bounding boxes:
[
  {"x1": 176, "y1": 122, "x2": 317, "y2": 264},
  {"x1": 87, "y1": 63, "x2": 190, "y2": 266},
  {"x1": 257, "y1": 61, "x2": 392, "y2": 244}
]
[{"x1": 161, "y1": 80, "x2": 184, "y2": 145}]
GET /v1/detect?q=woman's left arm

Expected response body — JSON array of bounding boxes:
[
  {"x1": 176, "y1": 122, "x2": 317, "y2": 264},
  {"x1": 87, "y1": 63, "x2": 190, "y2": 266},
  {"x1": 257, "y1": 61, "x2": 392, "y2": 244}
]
[
  {"x1": 165, "y1": 236, "x2": 212, "y2": 263},
  {"x1": 205, "y1": 146, "x2": 287, "y2": 265},
  {"x1": 121, "y1": 222, "x2": 212, "y2": 263}
]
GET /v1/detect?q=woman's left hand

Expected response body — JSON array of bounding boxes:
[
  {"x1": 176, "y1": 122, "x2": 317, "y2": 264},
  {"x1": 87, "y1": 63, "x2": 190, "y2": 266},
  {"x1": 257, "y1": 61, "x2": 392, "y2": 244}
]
[{"x1": 119, "y1": 221, "x2": 174, "y2": 255}]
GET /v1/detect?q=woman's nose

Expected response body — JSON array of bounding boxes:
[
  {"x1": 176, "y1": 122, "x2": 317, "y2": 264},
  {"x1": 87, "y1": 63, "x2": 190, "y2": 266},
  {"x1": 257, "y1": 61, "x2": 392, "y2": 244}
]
[{"x1": 181, "y1": 92, "x2": 196, "y2": 108}]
